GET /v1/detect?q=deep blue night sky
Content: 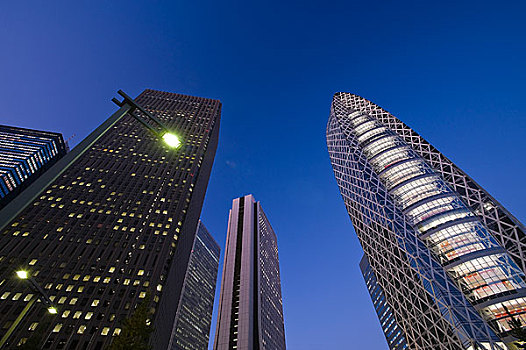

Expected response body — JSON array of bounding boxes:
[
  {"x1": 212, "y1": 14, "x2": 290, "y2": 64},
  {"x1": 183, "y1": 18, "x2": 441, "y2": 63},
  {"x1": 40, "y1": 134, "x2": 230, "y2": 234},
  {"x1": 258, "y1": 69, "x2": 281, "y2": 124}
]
[{"x1": 1, "y1": 1, "x2": 525, "y2": 349}]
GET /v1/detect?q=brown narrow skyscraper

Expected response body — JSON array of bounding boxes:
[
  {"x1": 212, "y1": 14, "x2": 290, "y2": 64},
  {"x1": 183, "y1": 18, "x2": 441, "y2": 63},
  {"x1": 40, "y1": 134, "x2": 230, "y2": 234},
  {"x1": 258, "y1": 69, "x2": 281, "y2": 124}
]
[
  {"x1": 214, "y1": 194, "x2": 286, "y2": 350},
  {"x1": 0, "y1": 89, "x2": 220, "y2": 349}
]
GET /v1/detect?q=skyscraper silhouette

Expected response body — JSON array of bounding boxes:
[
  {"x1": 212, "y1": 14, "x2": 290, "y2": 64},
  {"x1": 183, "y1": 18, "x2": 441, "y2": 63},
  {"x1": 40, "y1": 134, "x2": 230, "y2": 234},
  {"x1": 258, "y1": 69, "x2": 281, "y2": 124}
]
[
  {"x1": 327, "y1": 92, "x2": 526, "y2": 349},
  {"x1": 0, "y1": 125, "x2": 68, "y2": 209},
  {"x1": 0, "y1": 89, "x2": 220, "y2": 349},
  {"x1": 168, "y1": 220, "x2": 220, "y2": 350},
  {"x1": 214, "y1": 194, "x2": 286, "y2": 350}
]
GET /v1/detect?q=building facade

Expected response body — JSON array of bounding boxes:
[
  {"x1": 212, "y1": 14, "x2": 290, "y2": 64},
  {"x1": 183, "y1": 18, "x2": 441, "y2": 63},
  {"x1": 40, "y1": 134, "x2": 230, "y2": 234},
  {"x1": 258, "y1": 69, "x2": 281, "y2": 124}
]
[
  {"x1": 0, "y1": 89, "x2": 221, "y2": 349},
  {"x1": 214, "y1": 194, "x2": 286, "y2": 350},
  {"x1": 0, "y1": 125, "x2": 68, "y2": 209},
  {"x1": 359, "y1": 255, "x2": 408, "y2": 350},
  {"x1": 168, "y1": 220, "x2": 220, "y2": 350},
  {"x1": 327, "y1": 92, "x2": 526, "y2": 349}
]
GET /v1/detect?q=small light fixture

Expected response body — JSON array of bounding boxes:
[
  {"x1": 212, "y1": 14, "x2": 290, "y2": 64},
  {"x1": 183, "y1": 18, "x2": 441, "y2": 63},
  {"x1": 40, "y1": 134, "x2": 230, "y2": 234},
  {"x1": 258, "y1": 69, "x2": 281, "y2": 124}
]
[
  {"x1": 48, "y1": 307, "x2": 58, "y2": 314},
  {"x1": 162, "y1": 133, "x2": 182, "y2": 148},
  {"x1": 16, "y1": 270, "x2": 29, "y2": 279}
]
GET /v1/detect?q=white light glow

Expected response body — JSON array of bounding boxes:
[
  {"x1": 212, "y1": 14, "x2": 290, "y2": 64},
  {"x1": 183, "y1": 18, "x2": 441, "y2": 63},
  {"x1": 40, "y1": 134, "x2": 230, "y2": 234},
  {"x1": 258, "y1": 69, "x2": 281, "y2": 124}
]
[{"x1": 162, "y1": 133, "x2": 182, "y2": 148}]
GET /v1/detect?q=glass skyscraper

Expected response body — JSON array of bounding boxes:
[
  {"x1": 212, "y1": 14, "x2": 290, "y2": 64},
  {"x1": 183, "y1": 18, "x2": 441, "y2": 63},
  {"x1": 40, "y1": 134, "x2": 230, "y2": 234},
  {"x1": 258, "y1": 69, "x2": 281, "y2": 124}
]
[
  {"x1": 214, "y1": 194, "x2": 286, "y2": 350},
  {"x1": 168, "y1": 220, "x2": 220, "y2": 350},
  {"x1": 0, "y1": 89, "x2": 221, "y2": 349},
  {"x1": 360, "y1": 255, "x2": 408, "y2": 350},
  {"x1": 327, "y1": 92, "x2": 526, "y2": 349},
  {"x1": 0, "y1": 125, "x2": 68, "y2": 209}
]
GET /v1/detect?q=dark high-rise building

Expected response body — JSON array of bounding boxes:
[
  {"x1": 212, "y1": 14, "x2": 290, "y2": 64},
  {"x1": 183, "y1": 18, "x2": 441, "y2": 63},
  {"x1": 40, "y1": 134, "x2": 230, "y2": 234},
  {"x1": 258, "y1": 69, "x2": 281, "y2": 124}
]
[
  {"x1": 168, "y1": 220, "x2": 220, "y2": 350},
  {"x1": 359, "y1": 255, "x2": 408, "y2": 350},
  {"x1": 327, "y1": 92, "x2": 526, "y2": 349},
  {"x1": 214, "y1": 194, "x2": 286, "y2": 350},
  {"x1": 0, "y1": 125, "x2": 68, "y2": 209},
  {"x1": 0, "y1": 89, "x2": 221, "y2": 349}
]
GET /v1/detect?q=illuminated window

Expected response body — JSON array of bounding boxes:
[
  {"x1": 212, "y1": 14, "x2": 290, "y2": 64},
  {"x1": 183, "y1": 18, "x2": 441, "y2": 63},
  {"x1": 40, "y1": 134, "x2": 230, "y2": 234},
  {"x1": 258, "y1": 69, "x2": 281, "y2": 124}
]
[
  {"x1": 85, "y1": 312, "x2": 93, "y2": 320},
  {"x1": 52, "y1": 324, "x2": 62, "y2": 332},
  {"x1": 73, "y1": 311, "x2": 82, "y2": 319},
  {"x1": 78, "y1": 325, "x2": 86, "y2": 334},
  {"x1": 62, "y1": 310, "x2": 70, "y2": 318},
  {"x1": 101, "y1": 327, "x2": 110, "y2": 335},
  {"x1": 91, "y1": 300, "x2": 100, "y2": 307},
  {"x1": 28, "y1": 322, "x2": 38, "y2": 331},
  {"x1": 138, "y1": 270, "x2": 144, "y2": 276}
]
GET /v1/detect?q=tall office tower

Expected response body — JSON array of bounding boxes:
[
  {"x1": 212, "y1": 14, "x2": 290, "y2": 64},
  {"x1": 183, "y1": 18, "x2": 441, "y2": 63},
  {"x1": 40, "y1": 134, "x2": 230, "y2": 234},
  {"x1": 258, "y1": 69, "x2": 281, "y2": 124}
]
[
  {"x1": 327, "y1": 92, "x2": 526, "y2": 349},
  {"x1": 359, "y1": 255, "x2": 408, "y2": 350},
  {"x1": 214, "y1": 194, "x2": 286, "y2": 350},
  {"x1": 0, "y1": 89, "x2": 221, "y2": 349},
  {"x1": 168, "y1": 220, "x2": 220, "y2": 350},
  {"x1": 0, "y1": 125, "x2": 68, "y2": 209}
]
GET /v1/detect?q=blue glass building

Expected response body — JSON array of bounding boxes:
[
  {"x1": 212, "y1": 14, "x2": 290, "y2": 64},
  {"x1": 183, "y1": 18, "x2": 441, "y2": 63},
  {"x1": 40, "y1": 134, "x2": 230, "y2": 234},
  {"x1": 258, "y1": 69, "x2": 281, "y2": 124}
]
[
  {"x1": 168, "y1": 220, "x2": 220, "y2": 350},
  {"x1": 360, "y1": 255, "x2": 408, "y2": 350},
  {"x1": 0, "y1": 125, "x2": 68, "y2": 208},
  {"x1": 327, "y1": 93, "x2": 526, "y2": 349}
]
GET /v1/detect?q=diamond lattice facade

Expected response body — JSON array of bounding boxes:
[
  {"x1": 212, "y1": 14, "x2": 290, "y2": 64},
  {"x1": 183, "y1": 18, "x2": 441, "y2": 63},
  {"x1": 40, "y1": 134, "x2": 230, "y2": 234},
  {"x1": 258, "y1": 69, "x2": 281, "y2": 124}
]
[
  {"x1": 0, "y1": 89, "x2": 220, "y2": 349},
  {"x1": 214, "y1": 194, "x2": 286, "y2": 350},
  {"x1": 168, "y1": 220, "x2": 220, "y2": 350},
  {"x1": 327, "y1": 92, "x2": 526, "y2": 349},
  {"x1": 360, "y1": 255, "x2": 408, "y2": 350}
]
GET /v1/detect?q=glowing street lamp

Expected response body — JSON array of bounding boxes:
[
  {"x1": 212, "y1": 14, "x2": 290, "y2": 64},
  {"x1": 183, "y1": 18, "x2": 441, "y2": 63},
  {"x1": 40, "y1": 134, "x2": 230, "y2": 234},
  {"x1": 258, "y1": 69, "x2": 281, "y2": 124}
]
[
  {"x1": 112, "y1": 90, "x2": 182, "y2": 149},
  {"x1": 0, "y1": 270, "x2": 58, "y2": 348},
  {"x1": 16, "y1": 270, "x2": 28, "y2": 279},
  {"x1": 162, "y1": 132, "x2": 182, "y2": 148}
]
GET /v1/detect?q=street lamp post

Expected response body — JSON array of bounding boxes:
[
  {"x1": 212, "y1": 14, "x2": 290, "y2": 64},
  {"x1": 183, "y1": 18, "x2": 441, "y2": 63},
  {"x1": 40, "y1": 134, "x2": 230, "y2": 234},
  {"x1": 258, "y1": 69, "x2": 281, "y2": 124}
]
[
  {"x1": 0, "y1": 271, "x2": 58, "y2": 349},
  {"x1": 0, "y1": 90, "x2": 182, "y2": 348}
]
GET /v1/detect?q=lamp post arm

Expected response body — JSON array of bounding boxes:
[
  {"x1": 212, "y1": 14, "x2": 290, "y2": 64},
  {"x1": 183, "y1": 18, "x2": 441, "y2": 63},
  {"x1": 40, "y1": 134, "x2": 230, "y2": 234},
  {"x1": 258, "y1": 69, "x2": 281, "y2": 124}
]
[
  {"x1": 28, "y1": 278, "x2": 53, "y2": 307},
  {"x1": 125, "y1": 107, "x2": 162, "y2": 136},
  {"x1": 0, "y1": 297, "x2": 37, "y2": 349},
  {"x1": 116, "y1": 90, "x2": 171, "y2": 132}
]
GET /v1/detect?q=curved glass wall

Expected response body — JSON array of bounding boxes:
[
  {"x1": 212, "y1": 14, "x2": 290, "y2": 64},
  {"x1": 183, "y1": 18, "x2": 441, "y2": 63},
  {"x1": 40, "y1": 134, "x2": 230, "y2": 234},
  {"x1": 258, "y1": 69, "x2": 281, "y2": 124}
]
[{"x1": 347, "y1": 111, "x2": 526, "y2": 333}]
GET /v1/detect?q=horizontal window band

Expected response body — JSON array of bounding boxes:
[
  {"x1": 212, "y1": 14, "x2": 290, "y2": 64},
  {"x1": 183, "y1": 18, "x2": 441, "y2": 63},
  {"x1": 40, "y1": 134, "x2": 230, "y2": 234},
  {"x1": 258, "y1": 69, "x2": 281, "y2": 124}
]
[
  {"x1": 474, "y1": 288, "x2": 526, "y2": 310},
  {"x1": 420, "y1": 216, "x2": 480, "y2": 240},
  {"x1": 416, "y1": 208, "x2": 473, "y2": 234},
  {"x1": 369, "y1": 145, "x2": 411, "y2": 167},
  {"x1": 444, "y1": 247, "x2": 505, "y2": 270},
  {"x1": 403, "y1": 192, "x2": 456, "y2": 215},
  {"x1": 389, "y1": 173, "x2": 439, "y2": 194}
]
